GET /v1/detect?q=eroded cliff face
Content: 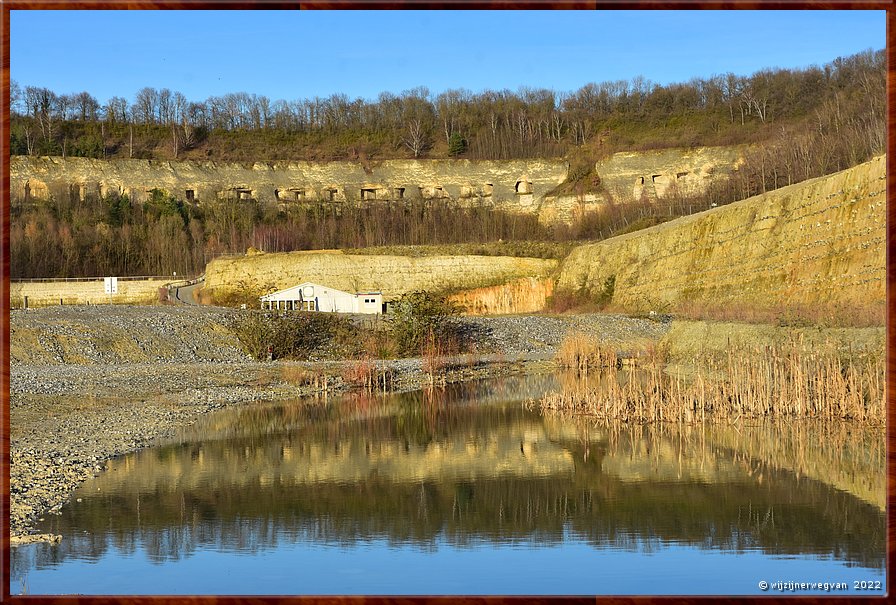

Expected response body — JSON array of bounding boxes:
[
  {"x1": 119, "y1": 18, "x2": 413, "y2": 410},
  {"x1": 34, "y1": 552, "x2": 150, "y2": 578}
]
[
  {"x1": 9, "y1": 147, "x2": 744, "y2": 224},
  {"x1": 9, "y1": 156, "x2": 567, "y2": 214},
  {"x1": 203, "y1": 251, "x2": 558, "y2": 302},
  {"x1": 538, "y1": 146, "x2": 746, "y2": 223},
  {"x1": 557, "y1": 155, "x2": 886, "y2": 312}
]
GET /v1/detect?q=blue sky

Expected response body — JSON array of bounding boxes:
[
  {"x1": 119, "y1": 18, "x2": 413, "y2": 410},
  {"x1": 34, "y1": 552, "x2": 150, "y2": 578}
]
[{"x1": 10, "y1": 10, "x2": 885, "y2": 104}]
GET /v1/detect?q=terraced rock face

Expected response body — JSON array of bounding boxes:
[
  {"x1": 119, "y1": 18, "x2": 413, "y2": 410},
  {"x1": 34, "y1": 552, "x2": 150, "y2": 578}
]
[
  {"x1": 9, "y1": 156, "x2": 568, "y2": 214},
  {"x1": 539, "y1": 146, "x2": 746, "y2": 224},
  {"x1": 557, "y1": 155, "x2": 886, "y2": 313},
  {"x1": 9, "y1": 147, "x2": 744, "y2": 224}
]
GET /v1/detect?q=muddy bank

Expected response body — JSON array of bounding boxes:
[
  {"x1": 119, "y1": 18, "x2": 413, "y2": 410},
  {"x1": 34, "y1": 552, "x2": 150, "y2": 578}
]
[{"x1": 9, "y1": 305, "x2": 670, "y2": 542}]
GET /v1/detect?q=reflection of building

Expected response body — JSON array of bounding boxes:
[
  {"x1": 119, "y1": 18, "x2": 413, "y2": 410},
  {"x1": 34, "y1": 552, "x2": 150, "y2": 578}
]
[{"x1": 259, "y1": 281, "x2": 383, "y2": 314}]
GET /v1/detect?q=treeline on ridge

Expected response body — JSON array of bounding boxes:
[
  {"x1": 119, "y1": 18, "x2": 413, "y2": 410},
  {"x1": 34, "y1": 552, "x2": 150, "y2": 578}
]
[{"x1": 10, "y1": 49, "x2": 883, "y2": 164}]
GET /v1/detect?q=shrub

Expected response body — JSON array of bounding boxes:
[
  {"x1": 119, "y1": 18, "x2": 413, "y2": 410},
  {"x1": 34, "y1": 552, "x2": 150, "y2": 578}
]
[
  {"x1": 389, "y1": 291, "x2": 462, "y2": 357},
  {"x1": 546, "y1": 274, "x2": 616, "y2": 313},
  {"x1": 595, "y1": 275, "x2": 615, "y2": 308},
  {"x1": 229, "y1": 311, "x2": 357, "y2": 361}
]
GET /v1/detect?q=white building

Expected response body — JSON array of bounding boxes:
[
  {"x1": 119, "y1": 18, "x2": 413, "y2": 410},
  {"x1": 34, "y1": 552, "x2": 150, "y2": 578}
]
[{"x1": 259, "y1": 282, "x2": 383, "y2": 314}]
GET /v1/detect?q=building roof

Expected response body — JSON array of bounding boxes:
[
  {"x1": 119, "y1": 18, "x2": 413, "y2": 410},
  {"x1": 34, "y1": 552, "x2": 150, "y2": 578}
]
[{"x1": 259, "y1": 282, "x2": 380, "y2": 301}]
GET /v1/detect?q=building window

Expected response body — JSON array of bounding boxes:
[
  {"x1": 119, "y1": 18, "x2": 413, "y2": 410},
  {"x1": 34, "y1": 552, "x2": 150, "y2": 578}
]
[
  {"x1": 324, "y1": 188, "x2": 338, "y2": 201},
  {"x1": 185, "y1": 189, "x2": 195, "y2": 202},
  {"x1": 303, "y1": 300, "x2": 316, "y2": 311},
  {"x1": 361, "y1": 188, "x2": 377, "y2": 201},
  {"x1": 515, "y1": 180, "x2": 532, "y2": 194},
  {"x1": 482, "y1": 183, "x2": 494, "y2": 197},
  {"x1": 395, "y1": 187, "x2": 405, "y2": 199}
]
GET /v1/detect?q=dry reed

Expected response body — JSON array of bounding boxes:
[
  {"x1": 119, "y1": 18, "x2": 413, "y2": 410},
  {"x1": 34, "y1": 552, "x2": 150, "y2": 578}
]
[
  {"x1": 422, "y1": 329, "x2": 451, "y2": 386},
  {"x1": 341, "y1": 356, "x2": 394, "y2": 392},
  {"x1": 541, "y1": 338, "x2": 885, "y2": 424},
  {"x1": 555, "y1": 332, "x2": 618, "y2": 373},
  {"x1": 279, "y1": 364, "x2": 335, "y2": 394}
]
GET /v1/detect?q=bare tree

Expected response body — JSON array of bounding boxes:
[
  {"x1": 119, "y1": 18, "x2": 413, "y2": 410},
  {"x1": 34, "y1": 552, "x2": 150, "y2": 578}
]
[
  {"x1": 134, "y1": 87, "x2": 160, "y2": 124},
  {"x1": 403, "y1": 118, "x2": 428, "y2": 157},
  {"x1": 25, "y1": 86, "x2": 57, "y2": 140},
  {"x1": 105, "y1": 97, "x2": 129, "y2": 123},
  {"x1": 172, "y1": 91, "x2": 188, "y2": 125},
  {"x1": 74, "y1": 91, "x2": 99, "y2": 121},
  {"x1": 10, "y1": 80, "x2": 23, "y2": 115}
]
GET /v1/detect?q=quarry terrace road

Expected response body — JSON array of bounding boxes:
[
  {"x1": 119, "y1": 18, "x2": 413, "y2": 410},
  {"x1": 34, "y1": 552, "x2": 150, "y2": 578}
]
[{"x1": 175, "y1": 281, "x2": 201, "y2": 305}]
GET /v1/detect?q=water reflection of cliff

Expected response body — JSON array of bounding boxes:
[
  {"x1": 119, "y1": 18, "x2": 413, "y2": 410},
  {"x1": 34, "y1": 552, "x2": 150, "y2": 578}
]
[{"x1": 33, "y1": 376, "x2": 884, "y2": 570}]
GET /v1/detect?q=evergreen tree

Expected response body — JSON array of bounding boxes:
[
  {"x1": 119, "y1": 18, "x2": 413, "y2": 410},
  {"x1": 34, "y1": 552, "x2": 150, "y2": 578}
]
[{"x1": 448, "y1": 132, "x2": 467, "y2": 157}]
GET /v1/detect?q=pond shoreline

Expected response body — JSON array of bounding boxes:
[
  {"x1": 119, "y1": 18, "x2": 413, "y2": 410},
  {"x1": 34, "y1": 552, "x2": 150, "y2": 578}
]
[
  {"x1": 10, "y1": 355, "x2": 562, "y2": 543},
  {"x1": 11, "y1": 305, "x2": 883, "y2": 544},
  {"x1": 11, "y1": 306, "x2": 671, "y2": 543}
]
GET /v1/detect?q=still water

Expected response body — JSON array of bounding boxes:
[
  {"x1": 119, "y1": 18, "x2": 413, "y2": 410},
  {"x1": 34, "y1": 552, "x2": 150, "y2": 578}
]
[{"x1": 11, "y1": 374, "x2": 886, "y2": 595}]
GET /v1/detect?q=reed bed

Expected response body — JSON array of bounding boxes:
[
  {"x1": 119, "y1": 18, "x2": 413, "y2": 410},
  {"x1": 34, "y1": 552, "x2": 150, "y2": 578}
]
[
  {"x1": 555, "y1": 332, "x2": 619, "y2": 373},
  {"x1": 341, "y1": 355, "x2": 396, "y2": 392},
  {"x1": 541, "y1": 336, "x2": 885, "y2": 424}
]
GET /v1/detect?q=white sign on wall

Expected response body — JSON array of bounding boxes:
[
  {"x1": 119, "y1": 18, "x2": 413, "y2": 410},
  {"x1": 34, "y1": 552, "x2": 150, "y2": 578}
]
[{"x1": 104, "y1": 277, "x2": 118, "y2": 294}]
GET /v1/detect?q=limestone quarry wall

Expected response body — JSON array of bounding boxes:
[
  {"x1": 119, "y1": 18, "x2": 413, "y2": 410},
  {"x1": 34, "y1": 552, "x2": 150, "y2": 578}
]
[
  {"x1": 597, "y1": 145, "x2": 746, "y2": 200},
  {"x1": 447, "y1": 277, "x2": 555, "y2": 315},
  {"x1": 10, "y1": 147, "x2": 744, "y2": 224},
  {"x1": 203, "y1": 251, "x2": 558, "y2": 302},
  {"x1": 557, "y1": 155, "x2": 886, "y2": 312},
  {"x1": 538, "y1": 146, "x2": 745, "y2": 223},
  {"x1": 9, "y1": 156, "x2": 567, "y2": 214},
  {"x1": 10, "y1": 278, "x2": 170, "y2": 307}
]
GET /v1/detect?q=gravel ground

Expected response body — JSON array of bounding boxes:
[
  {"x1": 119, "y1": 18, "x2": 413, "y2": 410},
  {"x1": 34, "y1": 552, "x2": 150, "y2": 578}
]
[{"x1": 8, "y1": 305, "x2": 671, "y2": 542}]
